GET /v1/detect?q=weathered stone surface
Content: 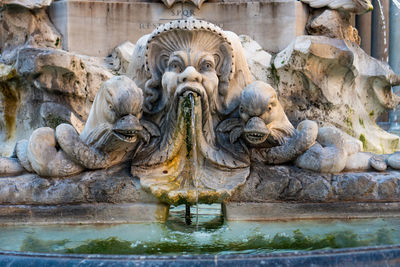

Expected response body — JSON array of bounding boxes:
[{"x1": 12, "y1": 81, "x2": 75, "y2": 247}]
[
  {"x1": 49, "y1": 0, "x2": 308, "y2": 56},
  {"x1": 0, "y1": 203, "x2": 169, "y2": 224},
  {"x1": 306, "y1": 9, "x2": 360, "y2": 45},
  {"x1": 0, "y1": 6, "x2": 61, "y2": 64},
  {"x1": 0, "y1": 47, "x2": 113, "y2": 156},
  {"x1": 108, "y1": 41, "x2": 135, "y2": 74},
  {"x1": 296, "y1": 126, "x2": 347, "y2": 173},
  {"x1": 0, "y1": 164, "x2": 158, "y2": 205},
  {"x1": 229, "y1": 164, "x2": 333, "y2": 202},
  {"x1": 131, "y1": 19, "x2": 252, "y2": 205},
  {"x1": 224, "y1": 202, "x2": 400, "y2": 221},
  {"x1": 1, "y1": 0, "x2": 52, "y2": 9},
  {"x1": 15, "y1": 48, "x2": 113, "y2": 100},
  {"x1": 250, "y1": 120, "x2": 318, "y2": 165},
  {"x1": 332, "y1": 173, "x2": 379, "y2": 200},
  {"x1": 239, "y1": 35, "x2": 272, "y2": 83},
  {"x1": 369, "y1": 155, "x2": 388, "y2": 171},
  {"x1": 344, "y1": 152, "x2": 373, "y2": 171},
  {"x1": 159, "y1": 0, "x2": 206, "y2": 8},
  {"x1": 387, "y1": 153, "x2": 400, "y2": 169},
  {"x1": 301, "y1": 0, "x2": 373, "y2": 14},
  {"x1": 1, "y1": 162, "x2": 400, "y2": 205},
  {"x1": 229, "y1": 163, "x2": 400, "y2": 202},
  {"x1": 274, "y1": 35, "x2": 400, "y2": 153}
]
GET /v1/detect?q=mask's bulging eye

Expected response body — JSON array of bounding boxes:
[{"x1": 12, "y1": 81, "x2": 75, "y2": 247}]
[
  {"x1": 200, "y1": 61, "x2": 214, "y2": 72},
  {"x1": 168, "y1": 61, "x2": 182, "y2": 73}
]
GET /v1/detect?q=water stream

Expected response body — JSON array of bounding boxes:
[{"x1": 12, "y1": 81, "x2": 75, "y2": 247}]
[{"x1": 189, "y1": 94, "x2": 200, "y2": 229}]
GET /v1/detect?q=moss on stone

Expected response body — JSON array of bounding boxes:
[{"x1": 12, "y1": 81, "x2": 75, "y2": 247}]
[
  {"x1": 359, "y1": 117, "x2": 364, "y2": 128},
  {"x1": 55, "y1": 37, "x2": 60, "y2": 47},
  {"x1": 344, "y1": 117, "x2": 353, "y2": 129},
  {"x1": 45, "y1": 114, "x2": 68, "y2": 129},
  {"x1": 270, "y1": 63, "x2": 280, "y2": 87},
  {"x1": 369, "y1": 110, "x2": 375, "y2": 118},
  {"x1": 391, "y1": 138, "x2": 400, "y2": 151},
  {"x1": 359, "y1": 134, "x2": 367, "y2": 150}
]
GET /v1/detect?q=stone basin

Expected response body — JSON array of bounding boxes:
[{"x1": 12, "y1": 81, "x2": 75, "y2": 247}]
[{"x1": 0, "y1": 206, "x2": 399, "y2": 266}]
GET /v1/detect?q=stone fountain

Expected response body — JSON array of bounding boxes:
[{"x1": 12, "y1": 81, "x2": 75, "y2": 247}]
[{"x1": 0, "y1": 0, "x2": 400, "y2": 237}]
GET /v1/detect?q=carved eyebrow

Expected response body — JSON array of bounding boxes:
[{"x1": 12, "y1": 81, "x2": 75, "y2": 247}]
[
  {"x1": 168, "y1": 52, "x2": 186, "y2": 65},
  {"x1": 197, "y1": 54, "x2": 215, "y2": 65}
]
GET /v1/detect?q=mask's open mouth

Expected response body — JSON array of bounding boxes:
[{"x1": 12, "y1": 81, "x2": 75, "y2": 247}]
[
  {"x1": 178, "y1": 86, "x2": 202, "y2": 99},
  {"x1": 175, "y1": 83, "x2": 211, "y2": 126}
]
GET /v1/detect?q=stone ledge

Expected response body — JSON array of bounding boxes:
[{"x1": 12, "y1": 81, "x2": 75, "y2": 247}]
[
  {"x1": 0, "y1": 164, "x2": 158, "y2": 205},
  {"x1": 0, "y1": 203, "x2": 169, "y2": 225},
  {"x1": 2, "y1": 163, "x2": 400, "y2": 205},
  {"x1": 223, "y1": 202, "x2": 400, "y2": 221},
  {"x1": 229, "y1": 164, "x2": 400, "y2": 202}
]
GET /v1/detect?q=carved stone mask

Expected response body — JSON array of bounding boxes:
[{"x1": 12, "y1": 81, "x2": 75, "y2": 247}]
[{"x1": 144, "y1": 19, "x2": 234, "y2": 115}]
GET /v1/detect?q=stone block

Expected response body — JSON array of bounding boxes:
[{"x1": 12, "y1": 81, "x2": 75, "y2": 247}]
[
  {"x1": 229, "y1": 163, "x2": 400, "y2": 202},
  {"x1": 0, "y1": 163, "x2": 159, "y2": 205},
  {"x1": 223, "y1": 202, "x2": 400, "y2": 221},
  {"x1": 48, "y1": 0, "x2": 308, "y2": 57},
  {"x1": 0, "y1": 203, "x2": 169, "y2": 224}
]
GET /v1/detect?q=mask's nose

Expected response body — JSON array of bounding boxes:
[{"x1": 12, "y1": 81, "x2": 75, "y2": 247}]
[{"x1": 178, "y1": 66, "x2": 202, "y2": 83}]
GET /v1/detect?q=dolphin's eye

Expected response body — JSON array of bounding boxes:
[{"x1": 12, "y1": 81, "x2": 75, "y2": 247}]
[{"x1": 106, "y1": 100, "x2": 113, "y2": 111}]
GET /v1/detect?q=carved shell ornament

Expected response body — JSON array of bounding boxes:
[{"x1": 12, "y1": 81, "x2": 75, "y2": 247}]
[
  {"x1": 132, "y1": 18, "x2": 253, "y2": 205},
  {"x1": 300, "y1": 0, "x2": 373, "y2": 14},
  {"x1": 160, "y1": 0, "x2": 207, "y2": 8}
]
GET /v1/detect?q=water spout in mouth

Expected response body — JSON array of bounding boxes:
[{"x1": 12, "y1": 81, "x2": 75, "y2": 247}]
[
  {"x1": 183, "y1": 92, "x2": 199, "y2": 227},
  {"x1": 188, "y1": 93, "x2": 200, "y2": 228}
]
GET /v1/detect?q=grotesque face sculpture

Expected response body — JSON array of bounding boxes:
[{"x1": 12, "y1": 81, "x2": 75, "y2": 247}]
[
  {"x1": 239, "y1": 81, "x2": 294, "y2": 147},
  {"x1": 131, "y1": 19, "x2": 251, "y2": 205},
  {"x1": 161, "y1": 50, "x2": 219, "y2": 107}
]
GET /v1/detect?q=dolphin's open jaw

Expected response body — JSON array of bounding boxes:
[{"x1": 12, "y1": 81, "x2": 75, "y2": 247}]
[
  {"x1": 244, "y1": 132, "x2": 268, "y2": 144},
  {"x1": 113, "y1": 129, "x2": 138, "y2": 143}
]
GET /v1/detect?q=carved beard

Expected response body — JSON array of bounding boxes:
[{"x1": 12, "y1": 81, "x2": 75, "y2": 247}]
[
  {"x1": 134, "y1": 73, "x2": 231, "y2": 167},
  {"x1": 132, "y1": 71, "x2": 249, "y2": 205}
]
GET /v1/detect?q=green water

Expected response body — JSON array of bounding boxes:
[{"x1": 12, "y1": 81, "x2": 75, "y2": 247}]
[{"x1": 0, "y1": 205, "x2": 399, "y2": 255}]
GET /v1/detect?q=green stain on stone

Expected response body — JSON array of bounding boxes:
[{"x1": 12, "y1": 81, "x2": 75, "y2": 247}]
[
  {"x1": 359, "y1": 134, "x2": 367, "y2": 150},
  {"x1": 55, "y1": 37, "x2": 60, "y2": 47},
  {"x1": 359, "y1": 117, "x2": 364, "y2": 128},
  {"x1": 270, "y1": 63, "x2": 280, "y2": 87}
]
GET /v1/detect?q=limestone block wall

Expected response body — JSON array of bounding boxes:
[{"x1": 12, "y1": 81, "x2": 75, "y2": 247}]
[{"x1": 48, "y1": 0, "x2": 308, "y2": 57}]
